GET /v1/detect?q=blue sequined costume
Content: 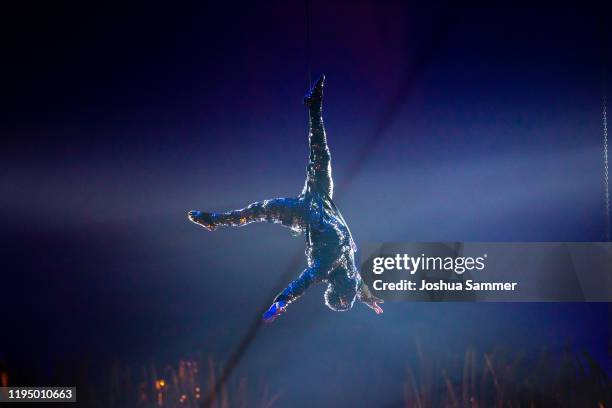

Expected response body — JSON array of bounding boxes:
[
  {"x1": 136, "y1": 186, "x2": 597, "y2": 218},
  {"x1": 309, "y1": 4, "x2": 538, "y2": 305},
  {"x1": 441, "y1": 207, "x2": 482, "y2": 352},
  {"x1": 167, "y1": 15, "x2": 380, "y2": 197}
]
[{"x1": 188, "y1": 75, "x2": 383, "y2": 321}]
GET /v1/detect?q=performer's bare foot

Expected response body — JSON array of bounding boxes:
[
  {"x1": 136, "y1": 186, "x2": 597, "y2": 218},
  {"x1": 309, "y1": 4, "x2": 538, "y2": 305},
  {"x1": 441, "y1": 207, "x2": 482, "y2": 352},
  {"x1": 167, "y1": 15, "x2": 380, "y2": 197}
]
[{"x1": 187, "y1": 210, "x2": 217, "y2": 231}]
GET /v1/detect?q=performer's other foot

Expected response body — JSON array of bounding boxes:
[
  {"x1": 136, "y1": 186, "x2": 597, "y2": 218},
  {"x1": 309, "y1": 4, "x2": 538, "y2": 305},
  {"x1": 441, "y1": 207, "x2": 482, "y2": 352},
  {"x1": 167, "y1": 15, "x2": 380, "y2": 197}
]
[
  {"x1": 262, "y1": 300, "x2": 287, "y2": 323},
  {"x1": 303, "y1": 74, "x2": 325, "y2": 109},
  {"x1": 187, "y1": 210, "x2": 217, "y2": 231}
]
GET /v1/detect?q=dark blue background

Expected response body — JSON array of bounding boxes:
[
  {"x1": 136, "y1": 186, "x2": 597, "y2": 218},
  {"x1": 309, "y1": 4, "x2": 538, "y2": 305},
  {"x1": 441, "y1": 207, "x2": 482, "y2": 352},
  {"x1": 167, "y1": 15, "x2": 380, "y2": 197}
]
[{"x1": 1, "y1": 1, "x2": 609, "y2": 405}]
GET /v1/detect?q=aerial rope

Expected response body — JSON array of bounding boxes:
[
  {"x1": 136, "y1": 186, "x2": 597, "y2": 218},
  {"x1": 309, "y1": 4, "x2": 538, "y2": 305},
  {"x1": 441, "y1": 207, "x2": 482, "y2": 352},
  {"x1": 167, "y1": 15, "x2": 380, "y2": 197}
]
[{"x1": 305, "y1": 0, "x2": 312, "y2": 88}]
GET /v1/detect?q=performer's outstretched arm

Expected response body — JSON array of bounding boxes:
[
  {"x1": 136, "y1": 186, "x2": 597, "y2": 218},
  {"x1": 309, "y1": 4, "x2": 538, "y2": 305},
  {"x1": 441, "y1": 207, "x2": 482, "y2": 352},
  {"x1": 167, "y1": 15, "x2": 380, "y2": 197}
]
[
  {"x1": 262, "y1": 265, "x2": 323, "y2": 322},
  {"x1": 188, "y1": 197, "x2": 304, "y2": 232},
  {"x1": 302, "y1": 75, "x2": 334, "y2": 198}
]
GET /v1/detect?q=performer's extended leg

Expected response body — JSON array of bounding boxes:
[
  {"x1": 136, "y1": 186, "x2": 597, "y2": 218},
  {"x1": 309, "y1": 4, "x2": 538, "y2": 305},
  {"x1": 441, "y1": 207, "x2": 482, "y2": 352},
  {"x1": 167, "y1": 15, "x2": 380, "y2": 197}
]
[
  {"x1": 188, "y1": 197, "x2": 304, "y2": 231},
  {"x1": 262, "y1": 265, "x2": 323, "y2": 322},
  {"x1": 302, "y1": 75, "x2": 334, "y2": 198}
]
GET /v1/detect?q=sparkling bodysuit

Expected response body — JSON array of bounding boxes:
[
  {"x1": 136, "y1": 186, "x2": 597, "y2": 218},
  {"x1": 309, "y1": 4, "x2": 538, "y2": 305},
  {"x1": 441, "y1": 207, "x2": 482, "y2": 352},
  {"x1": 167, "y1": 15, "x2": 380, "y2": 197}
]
[{"x1": 188, "y1": 75, "x2": 383, "y2": 321}]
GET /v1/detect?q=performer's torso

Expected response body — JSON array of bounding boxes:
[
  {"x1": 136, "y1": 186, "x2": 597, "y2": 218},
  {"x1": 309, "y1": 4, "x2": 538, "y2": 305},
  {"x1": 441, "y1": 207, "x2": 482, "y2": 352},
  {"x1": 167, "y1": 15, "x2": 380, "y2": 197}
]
[{"x1": 301, "y1": 192, "x2": 356, "y2": 270}]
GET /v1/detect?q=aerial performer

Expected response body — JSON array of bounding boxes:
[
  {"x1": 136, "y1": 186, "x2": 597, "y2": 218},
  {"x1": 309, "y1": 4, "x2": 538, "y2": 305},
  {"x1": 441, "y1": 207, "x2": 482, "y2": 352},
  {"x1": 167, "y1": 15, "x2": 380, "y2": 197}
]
[{"x1": 188, "y1": 75, "x2": 383, "y2": 322}]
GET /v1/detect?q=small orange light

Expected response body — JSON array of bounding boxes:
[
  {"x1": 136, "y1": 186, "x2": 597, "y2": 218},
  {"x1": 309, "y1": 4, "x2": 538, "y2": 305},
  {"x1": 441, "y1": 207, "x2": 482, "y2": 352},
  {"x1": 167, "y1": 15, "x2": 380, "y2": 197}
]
[{"x1": 155, "y1": 379, "x2": 166, "y2": 390}]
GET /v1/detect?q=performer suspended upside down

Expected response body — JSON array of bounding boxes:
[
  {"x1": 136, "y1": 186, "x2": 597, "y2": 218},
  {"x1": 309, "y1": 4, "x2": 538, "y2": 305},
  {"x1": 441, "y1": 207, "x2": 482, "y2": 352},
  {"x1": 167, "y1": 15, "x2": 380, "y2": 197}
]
[{"x1": 188, "y1": 75, "x2": 383, "y2": 322}]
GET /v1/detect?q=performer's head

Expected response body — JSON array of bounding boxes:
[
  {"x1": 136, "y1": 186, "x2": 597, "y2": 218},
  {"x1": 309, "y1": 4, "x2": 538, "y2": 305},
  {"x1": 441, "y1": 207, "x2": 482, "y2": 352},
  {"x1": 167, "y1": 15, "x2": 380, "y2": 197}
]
[{"x1": 324, "y1": 268, "x2": 358, "y2": 312}]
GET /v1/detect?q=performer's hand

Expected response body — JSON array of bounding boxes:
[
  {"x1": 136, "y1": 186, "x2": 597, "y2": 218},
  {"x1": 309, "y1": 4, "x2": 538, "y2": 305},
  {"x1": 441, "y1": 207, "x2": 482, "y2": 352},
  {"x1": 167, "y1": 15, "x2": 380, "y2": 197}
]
[
  {"x1": 358, "y1": 283, "x2": 384, "y2": 315},
  {"x1": 363, "y1": 295, "x2": 384, "y2": 315},
  {"x1": 187, "y1": 210, "x2": 217, "y2": 231},
  {"x1": 262, "y1": 300, "x2": 287, "y2": 323}
]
